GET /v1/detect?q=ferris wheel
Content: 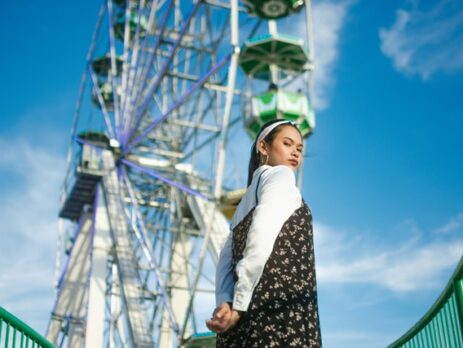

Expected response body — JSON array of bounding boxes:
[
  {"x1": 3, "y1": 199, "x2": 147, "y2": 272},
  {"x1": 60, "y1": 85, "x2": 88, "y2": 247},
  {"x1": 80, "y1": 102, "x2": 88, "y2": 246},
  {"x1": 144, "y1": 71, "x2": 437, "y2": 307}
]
[{"x1": 46, "y1": 0, "x2": 315, "y2": 347}]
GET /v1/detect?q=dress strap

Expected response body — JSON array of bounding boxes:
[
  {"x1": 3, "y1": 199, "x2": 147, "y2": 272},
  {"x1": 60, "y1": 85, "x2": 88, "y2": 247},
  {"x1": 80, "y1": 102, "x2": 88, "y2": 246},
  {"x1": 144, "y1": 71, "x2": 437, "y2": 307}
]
[{"x1": 255, "y1": 168, "x2": 268, "y2": 205}]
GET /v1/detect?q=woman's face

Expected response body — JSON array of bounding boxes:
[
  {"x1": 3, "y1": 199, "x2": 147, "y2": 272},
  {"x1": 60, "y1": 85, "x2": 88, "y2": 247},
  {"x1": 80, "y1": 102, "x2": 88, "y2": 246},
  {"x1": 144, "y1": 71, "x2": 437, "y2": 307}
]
[{"x1": 259, "y1": 125, "x2": 303, "y2": 172}]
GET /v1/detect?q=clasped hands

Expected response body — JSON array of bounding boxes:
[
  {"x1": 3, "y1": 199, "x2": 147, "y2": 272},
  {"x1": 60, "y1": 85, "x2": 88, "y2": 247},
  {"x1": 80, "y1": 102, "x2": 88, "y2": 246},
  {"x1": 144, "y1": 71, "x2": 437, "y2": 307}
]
[{"x1": 205, "y1": 302, "x2": 241, "y2": 334}]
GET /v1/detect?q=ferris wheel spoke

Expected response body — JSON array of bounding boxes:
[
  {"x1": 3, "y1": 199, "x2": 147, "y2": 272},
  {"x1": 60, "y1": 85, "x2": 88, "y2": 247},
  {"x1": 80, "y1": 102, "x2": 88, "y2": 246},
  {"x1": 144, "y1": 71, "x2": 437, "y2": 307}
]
[
  {"x1": 122, "y1": 6, "x2": 163, "y2": 144},
  {"x1": 179, "y1": 94, "x2": 224, "y2": 152},
  {"x1": 135, "y1": 224, "x2": 216, "y2": 288},
  {"x1": 135, "y1": 0, "x2": 175, "y2": 87},
  {"x1": 119, "y1": 166, "x2": 181, "y2": 335},
  {"x1": 88, "y1": 67, "x2": 116, "y2": 138},
  {"x1": 123, "y1": 52, "x2": 231, "y2": 154},
  {"x1": 181, "y1": 114, "x2": 241, "y2": 162},
  {"x1": 124, "y1": 1, "x2": 203, "y2": 146},
  {"x1": 116, "y1": 1, "x2": 151, "y2": 142},
  {"x1": 118, "y1": 3, "x2": 138, "y2": 140},
  {"x1": 122, "y1": 159, "x2": 210, "y2": 200},
  {"x1": 123, "y1": 0, "x2": 175, "y2": 136},
  {"x1": 122, "y1": 172, "x2": 216, "y2": 287},
  {"x1": 106, "y1": 0, "x2": 122, "y2": 140},
  {"x1": 168, "y1": 81, "x2": 223, "y2": 146},
  {"x1": 63, "y1": 4, "x2": 107, "y2": 189}
]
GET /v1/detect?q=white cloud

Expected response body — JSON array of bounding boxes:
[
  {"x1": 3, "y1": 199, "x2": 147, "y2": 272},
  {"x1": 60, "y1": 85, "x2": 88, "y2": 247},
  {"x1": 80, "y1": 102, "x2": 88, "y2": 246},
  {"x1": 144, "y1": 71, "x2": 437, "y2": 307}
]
[
  {"x1": 314, "y1": 219, "x2": 463, "y2": 292},
  {"x1": 0, "y1": 136, "x2": 65, "y2": 333},
  {"x1": 311, "y1": 0, "x2": 352, "y2": 109},
  {"x1": 379, "y1": 0, "x2": 463, "y2": 79},
  {"x1": 434, "y1": 212, "x2": 463, "y2": 234}
]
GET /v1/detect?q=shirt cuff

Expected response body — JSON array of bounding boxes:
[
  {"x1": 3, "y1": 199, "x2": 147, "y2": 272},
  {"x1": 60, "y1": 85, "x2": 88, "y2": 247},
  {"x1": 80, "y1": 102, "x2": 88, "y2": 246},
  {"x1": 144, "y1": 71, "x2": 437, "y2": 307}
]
[{"x1": 232, "y1": 291, "x2": 252, "y2": 312}]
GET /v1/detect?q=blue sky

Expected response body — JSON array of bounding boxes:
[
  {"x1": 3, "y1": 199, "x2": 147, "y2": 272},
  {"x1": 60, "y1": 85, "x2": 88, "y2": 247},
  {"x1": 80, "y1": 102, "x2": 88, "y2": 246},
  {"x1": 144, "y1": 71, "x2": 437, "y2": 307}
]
[{"x1": 1, "y1": 0, "x2": 463, "y2": 347}]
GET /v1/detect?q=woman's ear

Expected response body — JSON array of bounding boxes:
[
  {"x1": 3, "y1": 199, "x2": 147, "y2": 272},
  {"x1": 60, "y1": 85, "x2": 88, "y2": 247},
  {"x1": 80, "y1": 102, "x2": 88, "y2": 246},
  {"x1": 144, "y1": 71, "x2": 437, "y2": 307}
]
[{"x1": 258, "y1": 140, "x2": 268, "y2": 156}]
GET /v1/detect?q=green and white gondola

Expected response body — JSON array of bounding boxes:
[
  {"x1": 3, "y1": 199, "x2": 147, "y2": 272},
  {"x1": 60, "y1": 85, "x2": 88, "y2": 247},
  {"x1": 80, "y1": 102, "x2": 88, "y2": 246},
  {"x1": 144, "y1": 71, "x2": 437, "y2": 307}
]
[
  {"x1": 243, "y1": 0, "x2": 305, "y2": 19},
  {"x1": 239, "y1": 33, "x2": 309, "y2": 80},
  {"x1": 245, "y1": 90, "x2": 315, "y2": 138}
]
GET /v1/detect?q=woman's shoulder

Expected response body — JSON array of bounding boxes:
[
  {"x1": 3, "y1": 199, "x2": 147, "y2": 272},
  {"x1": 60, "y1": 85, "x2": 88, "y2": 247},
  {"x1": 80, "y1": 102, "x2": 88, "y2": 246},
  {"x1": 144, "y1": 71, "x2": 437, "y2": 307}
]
[
  {"x1": 254, "y1": 165, "x2": 299, "y2": 201},
  {"x1": 259, "y1": 165, "x2": 296, "y2": 185},
  {"x1": 257, "y1": 165, "x2": 301, "y2": 206}
]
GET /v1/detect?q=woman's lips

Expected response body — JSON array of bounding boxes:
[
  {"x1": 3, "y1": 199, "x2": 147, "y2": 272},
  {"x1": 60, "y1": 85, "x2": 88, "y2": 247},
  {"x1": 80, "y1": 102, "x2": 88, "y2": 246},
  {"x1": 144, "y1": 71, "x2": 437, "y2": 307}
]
[{"x1": 289, "y1": 159, "x2": 298, "y2": 166}]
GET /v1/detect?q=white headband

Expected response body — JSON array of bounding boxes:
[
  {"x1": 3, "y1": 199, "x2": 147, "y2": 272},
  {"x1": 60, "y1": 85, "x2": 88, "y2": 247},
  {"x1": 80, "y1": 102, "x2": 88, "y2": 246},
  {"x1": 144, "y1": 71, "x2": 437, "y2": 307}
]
[{"x1": 255, "y1": 120, "x2": 295, "y2": 154}]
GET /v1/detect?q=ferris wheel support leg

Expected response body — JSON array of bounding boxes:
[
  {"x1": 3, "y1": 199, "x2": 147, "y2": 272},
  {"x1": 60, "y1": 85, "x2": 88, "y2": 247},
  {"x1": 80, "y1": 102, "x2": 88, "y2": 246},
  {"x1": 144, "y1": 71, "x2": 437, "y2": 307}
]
[
  {"x1": 54, "y1": 219, "x2": 64, "y2": 291},
  {"x1": 85, "y1": 185, "x2": 112, "y2": 348},
  {"x1": 159, "y1": 231, "x2": 192, "y2": 347},
  {"x1": 47, "y1": 213, "x2": 94, "y2": 346},
  {"x1": 179, "y1": 207, "x2": 217, "y2": 339}
]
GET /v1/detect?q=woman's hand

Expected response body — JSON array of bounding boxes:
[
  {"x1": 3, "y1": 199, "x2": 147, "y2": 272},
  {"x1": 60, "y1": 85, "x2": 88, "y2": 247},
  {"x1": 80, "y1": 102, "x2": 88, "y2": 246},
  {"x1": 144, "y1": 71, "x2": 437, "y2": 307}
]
[{"x1": 205, "y1": 303, "x2": 241, "y2": 334}]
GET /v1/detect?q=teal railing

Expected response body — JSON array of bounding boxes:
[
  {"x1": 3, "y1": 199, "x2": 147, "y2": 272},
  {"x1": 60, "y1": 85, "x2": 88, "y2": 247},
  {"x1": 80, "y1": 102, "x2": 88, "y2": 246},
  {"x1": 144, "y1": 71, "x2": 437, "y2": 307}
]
[
  {"x1": 388, "y1": 254, "x2": 463, "y2": 347},
  {"x1": 0, "y1": 307, "x2": 54, "y2": 348}
]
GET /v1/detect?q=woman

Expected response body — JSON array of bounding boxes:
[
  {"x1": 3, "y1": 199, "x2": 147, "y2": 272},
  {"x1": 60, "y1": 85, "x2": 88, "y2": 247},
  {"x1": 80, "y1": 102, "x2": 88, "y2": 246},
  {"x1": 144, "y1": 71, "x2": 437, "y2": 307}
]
[{"x1": 206, "y1": 119, "x2": 322, "y2": 347}]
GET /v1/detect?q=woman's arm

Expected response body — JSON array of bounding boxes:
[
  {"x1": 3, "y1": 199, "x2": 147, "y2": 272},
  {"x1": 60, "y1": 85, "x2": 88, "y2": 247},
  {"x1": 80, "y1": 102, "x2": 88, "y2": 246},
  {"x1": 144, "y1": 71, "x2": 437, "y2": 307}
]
[
  {"x1": 215, "y1": 229, "x2": 234, "y2": 306},
  {"x1": 210, "y1": 226, "x2": 239, "y2": 334},
  {"x1": 232, "y1": 165, "x2": 301, "y2": 312}
]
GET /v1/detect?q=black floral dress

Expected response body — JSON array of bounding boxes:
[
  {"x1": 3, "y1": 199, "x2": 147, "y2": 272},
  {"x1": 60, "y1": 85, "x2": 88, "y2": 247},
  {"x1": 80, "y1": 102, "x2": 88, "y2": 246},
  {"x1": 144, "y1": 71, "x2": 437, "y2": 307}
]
[{"x1": 216, "y1": 199, "x2": 322, "y2": 347}]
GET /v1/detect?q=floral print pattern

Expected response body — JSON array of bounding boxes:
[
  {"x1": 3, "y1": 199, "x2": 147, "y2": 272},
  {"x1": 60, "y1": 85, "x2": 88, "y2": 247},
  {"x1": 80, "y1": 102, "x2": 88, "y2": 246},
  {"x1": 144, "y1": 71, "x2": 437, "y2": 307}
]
[{"x1": 217, "y1": 201, "x2": 322, "y2": 347}]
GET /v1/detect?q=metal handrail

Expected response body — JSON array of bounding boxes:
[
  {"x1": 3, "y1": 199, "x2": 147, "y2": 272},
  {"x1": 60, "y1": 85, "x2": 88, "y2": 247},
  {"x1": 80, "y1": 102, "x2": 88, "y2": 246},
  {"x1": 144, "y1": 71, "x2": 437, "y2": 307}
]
[
  {"x1": 388, "y1": 253, "x2": 463, "y2": 347},
  {"x1": 0, "y1": 306, "x2": 54, "y2": 348}
]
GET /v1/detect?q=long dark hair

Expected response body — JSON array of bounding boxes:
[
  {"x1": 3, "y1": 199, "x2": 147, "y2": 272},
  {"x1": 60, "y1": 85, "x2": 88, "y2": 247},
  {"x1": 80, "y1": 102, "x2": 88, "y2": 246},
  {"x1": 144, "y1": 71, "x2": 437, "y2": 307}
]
[{"x1": 247, "y1": 119, "x2": 302, "y2": 186}]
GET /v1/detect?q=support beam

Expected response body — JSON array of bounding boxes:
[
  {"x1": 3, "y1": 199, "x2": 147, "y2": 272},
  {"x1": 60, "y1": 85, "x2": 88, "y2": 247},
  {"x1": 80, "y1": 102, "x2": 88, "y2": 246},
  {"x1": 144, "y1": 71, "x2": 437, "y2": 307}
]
[{"x1": 85, "y1": 185, "x2": 112, "y2": 348}]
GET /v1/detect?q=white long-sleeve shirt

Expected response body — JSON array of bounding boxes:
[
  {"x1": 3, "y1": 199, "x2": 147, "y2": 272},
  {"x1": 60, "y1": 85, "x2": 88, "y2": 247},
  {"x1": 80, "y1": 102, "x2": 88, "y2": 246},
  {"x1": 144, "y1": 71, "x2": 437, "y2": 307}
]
[{"x1": 215, "y1": 164, "x2": 302, "y2": 312}]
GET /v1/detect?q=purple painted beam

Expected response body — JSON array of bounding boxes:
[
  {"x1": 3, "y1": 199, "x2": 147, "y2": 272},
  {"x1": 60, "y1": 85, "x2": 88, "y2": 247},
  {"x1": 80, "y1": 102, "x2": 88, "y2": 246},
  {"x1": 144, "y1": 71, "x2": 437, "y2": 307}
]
[{"x1": 122, "y1": 159, "x2": 210, "y2": 201}]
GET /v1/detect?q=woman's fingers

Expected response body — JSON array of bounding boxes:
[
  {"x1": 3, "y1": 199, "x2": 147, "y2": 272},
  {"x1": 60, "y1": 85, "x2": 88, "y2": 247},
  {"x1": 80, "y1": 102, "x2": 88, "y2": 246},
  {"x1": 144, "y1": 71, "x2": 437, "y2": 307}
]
[
  {"x1": 206, "y1": 303, "x2": 234, "y2": 333},
  {"x1": 205, "y1": 319, "x2": 216, "y2": 332},
  {"x1": 211, "y1": 303, "x2": 227, "y2": 318},
  {"x1": 215, "y1": 305, "x2": 229, "y2": 319},
  {"x1": 205, "y1": 318, "x2": 228, "y2": 333}
]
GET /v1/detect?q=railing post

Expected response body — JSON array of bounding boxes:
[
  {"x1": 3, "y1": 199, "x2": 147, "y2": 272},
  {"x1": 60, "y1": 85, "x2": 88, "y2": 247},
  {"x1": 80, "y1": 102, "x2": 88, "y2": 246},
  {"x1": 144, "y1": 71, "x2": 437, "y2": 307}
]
[
  {"x1": 0, "y1": 307, "x2": 54, "y2": 348},
  {"x1": 454, "y1": 279, "x2": 463, "y2": 341}
]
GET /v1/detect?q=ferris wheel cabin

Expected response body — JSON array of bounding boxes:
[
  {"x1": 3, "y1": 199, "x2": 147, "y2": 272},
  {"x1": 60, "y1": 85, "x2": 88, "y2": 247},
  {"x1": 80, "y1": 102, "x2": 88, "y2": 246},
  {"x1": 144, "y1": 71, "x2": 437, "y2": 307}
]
[
  {"x1": 243, "y1": 0, "x2": 304, "y2": 19},
  {"x1": 114, "y1": 8, "x2": 148, "y2": 42},
  {"x1": 238, "y1": 32, "x2": 314, "y2": 138}
]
